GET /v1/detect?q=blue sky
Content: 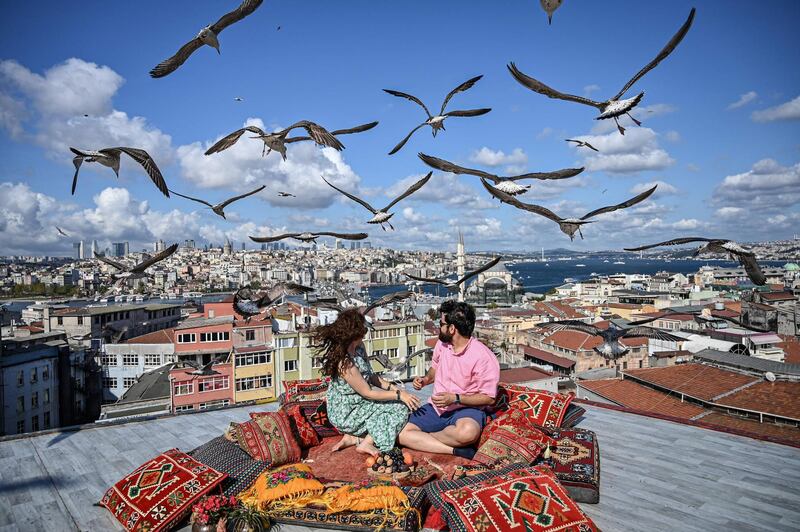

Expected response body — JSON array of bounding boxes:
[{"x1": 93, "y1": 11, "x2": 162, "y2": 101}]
[{"x1": 1, "y1": 0, "x2": 798, "y2": 255}]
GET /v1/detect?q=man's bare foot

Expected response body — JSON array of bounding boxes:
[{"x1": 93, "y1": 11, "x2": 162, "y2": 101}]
[
  {"x1": 332, "y1": 434, "x2": 359, "y2": 452},
  {"x1": 355, "y1": 439, "x2": 380, "y2": 457}
]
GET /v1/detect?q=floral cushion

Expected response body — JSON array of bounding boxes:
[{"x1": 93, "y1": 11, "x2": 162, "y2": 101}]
[
  {"x1": 98, "y1": 448, "x2": 227, "y2": 532},
  {"x1": 239, "y1": 463, "x2": 324, "y2": 509},
  {"x1": 248, "y1": 411, "x2": 302, "y2": 465},
  {"x1": 281, "y1": 378, "x2": 330, "y2": 404},
  {"x1": 503, "y1": 384, "x2": 574, "y2": 429},
  {"x1": 439, "y1": 465, "x2": 599, "y2": 532},
  {"x1": 189, "y1": 436, "x2": 270, "y2": 496},
  {"x1": 474, "y1": 409, "x2": 554, "y2": 467},
  {"x1": 283, "y1": 403, "x2": 321, "y2": 448}
]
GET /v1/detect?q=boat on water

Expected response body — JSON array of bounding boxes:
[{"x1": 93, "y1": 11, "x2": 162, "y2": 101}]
[
  {"x1": 576, "y1": 264, "x2": 586, "y2": 267},
  {"x1": 603, "y1": 259, "x2": 609, "y2": 263},
  {"x1": 590, "y1": 272, "x2": 598, "y2": 276},
  {"x1": 563, "y1": 277, "x2": 577, "y2": 283},
  {"x1": 613, "y1": 261, "x2": 626, "y2": 265}
]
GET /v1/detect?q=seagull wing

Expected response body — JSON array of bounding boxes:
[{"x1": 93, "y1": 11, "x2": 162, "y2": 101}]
[
  {"x1": 388, "y1": 123, "x2": 427, "y2": 155},
  {"x1": 385, "y1": 347, "x2": 432, "y2": 374},
  {"x1": 737, "y1": 253, "x2": 767, "y2": 286},
  {"x1": 405, "y1": 273, "x2": 446, "y2": 285},
  {"x1": 363, "y1": 290, "x2": 413, "y2": 315},
  {"x1": 71, "y1": 155, "x2": 83, "y2": 195},
  {"x1": 249, "y1": 233, "x2": 298, "y2": 243},
  {"x1": 218, "y1": 185, "x2": 266, "y2": 210},
  {"x1": 169, "y1": 189, "x2": 214, "y2": 208},
  {"x1": 584, "y1": 141, "x2": 599, "y2": 152},
  {"x1": 267, "y1": 282, "x2": 314, "y2": 301},
  {"x1": 149, "y1": 38, "x2": 205, "y2": 78},
  {"x1": 285, "y1": 121, "x2": 379, "y2": 143},
  {"x1": 313, "y1": 232, "x2": 369, "y2": 240},
  {"x1": 581, "y1": 185, "x2": 657, "y2": 220},
  {"x1": 440, "y1": 75, "x2": 484, "y2": 115},
  {"x1": 111, "y1": 147, "x2": 169, "y2": 197},
  {"x1": 508, "y1": 63, "x2": 603, "y2": 108},
  {"x1": 536, "y1": 320, "x2": 602, "y2": 336},
  {"x1": 321, "y1": 175, "x2": 376, "y2": 213},
  {"x1": 282, "y1": 121, "x2": 343, "y2": 150},
  {"x1": 458, "y1": 257, "x2": 502, "y2": 285},
  {"x1": 418, "y1": 153, "x2": 499, "y2": 183},
  {"x1": 383, "y1": 89, "x2": 432, "y2": 118},
  {"x1": 506, "y1": 166, "x2": 585, "y2": 182},
  {"x1": 612, "y1": 8, "x2": 696, "y2": 101},
  {"x1": 480, "y1": 178, "x2": 562, "y2": 222},
  {"x1": 383, "y1": 171, "x2": 432, "y2": 211},
  {"x1": 624, "y1": 237, "x2": 714, "y2": 252},
  {"x1": 622, "y1": 327, "x2": 684, "y2": 341},
  {"x1": 132, "y1": 243, "x2": 178, "y2": 273},
  {"x1": 56, "y1": 226, "x2": 69, "y2": 237},
  {"x1": 210, "y1": 0, "x2": 264, "y2": 33},
  {"x1": 443, "y1": 108, "x2": 492, "y2": 118},
  {"x1": 94, "y1": 252, "x2": 128, "y2": 271},
  {"x1": 205, "y1": 126, "x2": 266, "y2": 155}
]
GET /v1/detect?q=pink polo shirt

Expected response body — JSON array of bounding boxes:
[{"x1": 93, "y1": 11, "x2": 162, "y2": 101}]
[{"x1": 429, "y1": 337, "x2": 500, "y2": 414}]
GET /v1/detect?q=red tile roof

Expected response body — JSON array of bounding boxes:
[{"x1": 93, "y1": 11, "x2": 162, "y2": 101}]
[
  {"x1": 760, "y1": 291, "x2": 796, "y2": 301},
  {"x1": 518, "y1": 345, "x2": 575, "y2": 368},
  {"x1": 716, "y1": 382, "x2": 800, "y2": 421},
  {"x1": 233, "y1": 344, "x2": 274, "y2": 354},
  {"x1": 778, "y1": 335, "x2": 800, "y2": 365},
  {"x1": 623, "y1": 363, "x2": 759, "y2": 401},
  {"x1": 543, "y1": 330, "x2": 603, "y2": 352},
  {"x1": 699, "y1": 412, "x2": 800, "y2": 445},
  {"x1": 499, "y1": 366, "x2": 554, "y2": 383},
  {"x1": 125, "y1": 328, "x2": 175, "y2": 344},
  {"x1": 578, "y1": 378, "x2": 707, "y2": 419}
]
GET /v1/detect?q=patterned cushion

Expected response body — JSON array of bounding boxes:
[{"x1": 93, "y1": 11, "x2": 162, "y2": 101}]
[
  {"x1": 503, "y1": 384, "x2": 574, "y2": 429},
  {"x1": 189, "y1": 436, "x2": 270, "y2": 496},
  {"x1": 561, "y1": 403, "x2": 586, "y2": 428},
  {"x1": 439, "y1": 465, "x2": 599, "y2": 532},
  {"x1": 294, "y1": 399, "x2": 340, "y2": 438},
  {"x1": 281, "y1": 378, "x2": 330, "y2": 404},
  {"x1": 282, "y1": 403, "x2": 321, "y2": 448},
  {"x1": 474, "y1": 409, "x2": 554, "y2": 467},
  {"x1": 248, "y1": 411, "x2": 302, "y2": 465},
  {"x1": 327, "y1": 478, "x2": 409, "y2": 513},
  {"x1": 537, "y1": 428, "x2": 600, "y2": 504},
  {"x1": 98, "y1": 448, "x2": 227, "y2": 532},
  {"x1": 425, "y1": 463, "x2": 529, "y2": 512}
]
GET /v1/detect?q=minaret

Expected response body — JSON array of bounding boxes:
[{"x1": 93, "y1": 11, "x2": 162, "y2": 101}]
[{"x1": 456, "y1": 231, "x2": 465, "y2": 302}]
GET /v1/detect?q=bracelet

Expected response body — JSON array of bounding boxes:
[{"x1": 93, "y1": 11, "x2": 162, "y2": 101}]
[{"x1": 396, "y1": 390, "x2": 401, "y2": 401}]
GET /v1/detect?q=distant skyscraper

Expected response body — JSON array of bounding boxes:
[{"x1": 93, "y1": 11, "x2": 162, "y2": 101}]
[
  {"x1": 90, "y1": 240, "x2": 97, "y2": 257},
  {"x1": 261, "y1": 243, "x2": 266, "y2": 251},
  {"x1": 79, "y1": 241, "x2": 85, "y2": 259},
  {"x1": 242, "y1": 242, "x2": 245, "y2": 251},
  {"x1": 72, "y1": 242, "x2": 82, "y2": 259},
  {"x1": 183, "y1": 239, "x2": 195, "y2": 250},
  {"x1": 362, "y1": 241, "x2": 372, "y2": 249},
  {"x1": 335, "y1": 239, "x2": 343, "y2": 250},
  {"x1": 111, "y1": 242, "x2": 128, "y2": 257},
  {"x1": 155, "y1": 239, "x2": 165, "y2": 252},
  {"x1": 223, "y1": 240, "x2": 232, "y2": 256}
]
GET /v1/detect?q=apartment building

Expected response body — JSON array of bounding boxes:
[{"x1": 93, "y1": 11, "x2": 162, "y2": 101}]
[
  {"x1": 100, "y1": 329, "x2": 176, "y2": 402},
  {"x1": 48, "y1": 303, "x2": 181, "y2": 347}
]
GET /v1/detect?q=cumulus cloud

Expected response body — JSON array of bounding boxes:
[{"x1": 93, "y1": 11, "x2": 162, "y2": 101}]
[
  {"x1": 535, "y1": 127, "x2": 553, "y2": 140},
  {"x1": 727, "y1": 91, "x2": 757, "y2": 110},
  {"x1": 385, "y1": 171, "x2": 495, "y2": 210},
  {"x1": 571, "y1": 128, "x2": 675, "y2": 174},
  {"x1": 751, "y1": 95, "x2": 800, "y2": 122},
  {"x1": 664, "y1": 130, "x2": 681, "y2": 143},
  {"x1": 402, "y1": 207, "x2": 425, "y2": 224},
  {"x1": 469, "y1": 147, "x2": 528, "y2": 173},
  {"x1": 583, "y1": 84, "x2": 601, "y2": 96},
  {"x1": 715, "y1": 206, "x2": 745, "y2": 219},
  {"x1": 714, "y1": 159, "x2": 800, "y2": 211},
  {"x1": 629, "y1": 180, "x2": 679, "y2": 196},
  {"x1": 0, "y1": 92, "x2": 26, "y2": 138}
]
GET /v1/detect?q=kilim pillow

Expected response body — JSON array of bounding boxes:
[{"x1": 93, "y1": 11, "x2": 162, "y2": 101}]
[
  {"x1": 295, "y1": 399, "x2": 340, "y2": 438},
  {"x1": 537, "y1": 428, "x2": 600, "y2": 504},
  {"x1": 439, "y1": 465, "x2": 599, "y2": 532},
  {"x1": 474, "y1": 409, "x2": 554, "y2": 467},
  {"x1": 239, "y1": 463, "x2": 324, "y2": 510},
  {"x1": 281, "y1": 377, "x2": 331, "y2": 404},
  {"x1": 98, "y1": 448, "x2": 227, "y2": 532},
  {"x1": 282, "y1": 403, "x2": 321, "y2": 448},
  {"x1": 189, "y1": 436, "x2": 271, "y2": 496},
  {"x1": 561, "y1": 403, "x2": 587, "y2": 429},
  {"x1": 425, "y1": 463, "x2": 529, "y2": 512},
  {"x1": 503, "y1": 384, "x2": 574, "y2": 429},
  {"x1": 247, "y1": 410, "x2": 302, "y2": 465}
]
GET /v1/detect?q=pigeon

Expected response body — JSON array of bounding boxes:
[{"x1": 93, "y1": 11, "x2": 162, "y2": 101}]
[
  {"x1": 277, "y1": 191, "x2": 296, "y2": 197},
  {"x1": 56, "y1": 226, "x2": 70, "y2": 237},
  {"x1": 536, "y1": 319, "x2": 682, "y2": 359},
  {"x1": 384, "y1": 75, "x2": 491, "y2": 154},
  {"x1": 70, "y1": 147, "x2": 169, "y2": 197},
  {"x1": 419, "y1": 152, "x2": 584, "y2": 196},
  {"x1": 233, "y1": 282, "x2": 315, "y2": 321},
  {"x1": 170, "y1": 185, "x2": 265, "y2": 219},
  {"x1": 250, "y1": 232, "x2": 368, "y2": 244},
  {"x1": 405, "y1": 257, "x2": 502, "y2": 291},
  {"x1": 182, "y1": 359, "x2": 221, "y2": 376},
  {"x1": 482, "y1": 178, "x2": 656, "y2": 240},
  {"x1": 565, "y1": 138, "x2": 599, "y2": 152},
  {"x1": 624, "y1": 238, "x2": 766, "y2": 285},
  {"x1": 540, "y1": 0, "x2": 563, "y2": 25},
  {"x1": 94, "y1": 243, "x2": 178, "y2": 281},
  {"x1": 321, "y1": 172, "x2": 432, "y2": 231},
  {"x1": 150, "y1": 0, "x2": 264, "y2": 78},
  {"x1": 508, "y1": 8, "x2": 695, "y2": 134},
  {"x1": 380, "y1": 347, "x2": 434, "y2": 383}
]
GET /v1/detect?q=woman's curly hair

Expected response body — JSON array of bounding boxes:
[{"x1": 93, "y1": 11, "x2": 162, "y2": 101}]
[{"x1": 312, "y1": 308, "x2": 368, "y2": 381}]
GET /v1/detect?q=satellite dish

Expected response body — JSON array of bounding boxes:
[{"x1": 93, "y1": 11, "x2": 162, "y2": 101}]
[{"x1": 765, "y1": 372, "x2": 776, "y2": 382}]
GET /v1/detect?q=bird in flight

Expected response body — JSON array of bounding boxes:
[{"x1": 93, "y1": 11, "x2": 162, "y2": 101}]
[
  {"x1": 181, "y1": 359, "x2": 222, "y2": 377},
  {"x1": 540, "y1": 0, "x2": 563, "y2": 25},
  {"x1": 625, "y1": 238, "x2": 766, "y2": 285},
  {"x1": 384, "y1": 75, "x2": 491, "y2": 154},
  {"x1": 70, "y1": 147, "x2": 169, "y2": 197},
  {"x1": 170, "y1": 185, "x2": 266, "y2": 219},
  {"x1": 94, "y1": 243, "x2": 178, "y2": 282},
  {"x1": 56, "y1": 227, "x2": 70, "y2": 238},
  {"x1": 380, "y1": 347, "x2": 434, "y2": 383},
  {"x1": 418, "y1": 153, "x2": 583, "y2": 196},
  {"x1": 234, "y1": 97, "x2": 243, "y2": 102},
  {"x1": 508, "y1": 8, "x2": 695, "y2": 134},
  {"x1": 482, "y1": 178, "x2": 657, "y2": 240},
  {"x1": 321, "y1": 172, "x2": 432, "y2": 231},
  {"x1": 405, "y1": 257, "x2": 502, "y2": 291},
  {"x1": 249, "y1": 232, "x2": 368, "y2": 244},
  {"x1": 565, "y1": 139, "x2": 599, "y2": 152},
  {"x1": 150, "y1": 0, "x2": 264, "y2": 78},
  {"x1": 234, "y1": 282, "x2": 315, "y2": 321},
  {"x1": 536, "y1": 319, "x2": 682, "y2": 359},
  {"x1": 277, "y1": 191, "x2": 296, "y2": 198},
  {"x1": 312, "y1": 290, "x2": 414, "y2": 317}
]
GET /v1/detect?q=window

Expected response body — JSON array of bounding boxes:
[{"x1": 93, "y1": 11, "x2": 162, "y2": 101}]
[
  {"x1": 200, "y1": 331, "x2": 230, "y2": 342},
  {"x1": 177, "y1": 333, "x2": 196, "y2": 343},
  {"x1": 42, "y1": 366, "x2": 49, "y2": 381},
  {"x1": 123, "y1": 377, "x2": 136, "y2": 389},
  {"x1": 277, "y1": 337, "x2": 295, "y2": 348},
  {"x1": 199, "y1": 376, "x2": 229, "y2": 392},
  {"x1": 17, "y1": 420, "x2": 25, "y2": 434},
  {"x1": 175, "y1": 405, "x2": 194, "y2": 412},
  {"x1": 235, "y1": 375, "x2": 273, "y2": 391},
  {"x1": 174, "y1": 381, "x2": 194, "y2": 396},
  {"x1": 30, "y1": 368, "x2": 38, "y2": 384},
  {"x1": 407, "y1": 345, "x2": 416, "y2": 356},
  {"x1": 17, "y1": 370, "x2": 23, "y2": 387},
  {"x1": 284, "y1": 360, "x2": 297, "y2": 372},
  {"x1": 43, "y1": 412, "x2": 51, "y2": 430},
  {"x1": 639, "y1": 360, "x2": 643, "y2": 369},
  {"x1": 94, "y1": 316, "x2": 100, "y2": 325},
  {"x1": 43, "y1": 389, "x2": 50, "y2": 405},
  {"x1": 31, "y1": 392, "x2": 38, "y2": 409},
  {"x1": 372, "y1": 350, "x2": 384, "y2": 361},
  {"x1": 235, "y1": 352, "x2": 271, "y2": 366},
  {"x1": 122, "y1": 353, "x2": 139, "y2": 366},
  {"x1": 77, "y1": 316, "x2": 84, "y2": 325},
  {"x1": 312, "y1": 357, "x2": 323, "y2": 369},
  {"x1": 31, "y1": 415, "x2": 39, "y2": 432},
  {"x1": 100, "y1": 353, "x2": 117, "y2": 366},
  {"x1": 57, "y1": 317, "x2": 63, "y2": 325},
  {"x1": 17, "y1": 396, "x2": 24, "y2": 413},
  {"x1": 144, "y1": 354, "x2": 161, "y2": 366},
  {"x1": 199, "y1": 399, "x2": 230, "y2": 410},
  {"x1": 103, "y1": 377, "x2": 118, "y2": 389},
  {"x1": 387, "y1": 348, "x2": 398, "y2": 359},
  {"x1": 245, "y1": 330, "x2": 255, "y2": 341}
]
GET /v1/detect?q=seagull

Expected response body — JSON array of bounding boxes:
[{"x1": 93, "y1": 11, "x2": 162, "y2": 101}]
[
  {"x1": 312, "y1": 290, "x2": 414, "y2": 317},
  {"x1": 624, "y1": 238, "x2": 766, "y2": 285},
  {"x1": 565, "y1": 139, "x2": 599, "y2": 152},
  {"x1": 508, "y1": 8, "x2": 696, "y2": 134},
  {"x1": 70, "y1": 147, "x2": 169, "y2": 197},
  {"x1": 250, "y1": 232, "x2": 368, "y2": 244},
  {"x1": 56, "y1": 227, "x2": 70, "y2": 237},
  {"x1": 380, "y1": 347, "x2": 434, "y2": 383},
  {"x1": 150, "y1": 0, "x2": 264, "y2": 78},
  {"x1": 182, "y1": 359, "x2": 221, "y2": 377},
  {"x1": 233, "y1": 282, "x2": 315, "y2": 321},
  {"x1": 204, "y1": 120, "x2": 377, "y2": 160},
  {"x1": 101, "y1": 323, "x2": 130, "y2": 344},
  {"x1": 321, "y1": 172, "x2": 432, "y2": 231},
  {"x1": 384, "y1": 75, "x2": 491, "y2": 154},
  {"x1": 277, "y1": 191, "x2": 296, "y2": 198},
  {"x1": 405, "y1": 257, "x2": 502, "y2": 291},
  {"x1": 234, "y1": 97, "x2": 244, "y2": 102},
  {"x1": 537, "y1": 319, "x2": 682, "y2": 359},
  {"x1": 481, "y1": 178, "x2": 657, "y2": 240},
  {"x1": 418, "y1": 153, "x2": 584, "y2": 196},
  {"x1": 169, "y1": 185, "x2": 266, "y2": 219},
  {"x1": 94, "y1": 243, "x2": 178, "y2": 281},
  {"x1": 540, "y1": 0, "x2": 563, "y2": 25}
]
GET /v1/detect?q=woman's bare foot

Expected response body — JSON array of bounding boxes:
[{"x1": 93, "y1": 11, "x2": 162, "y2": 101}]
[
  {"x1": 355, "y1": 437, "x2": 380, "y2": 457},
  {"x1": 332, "y1": 434, "x2": 359, "y2": 452}
]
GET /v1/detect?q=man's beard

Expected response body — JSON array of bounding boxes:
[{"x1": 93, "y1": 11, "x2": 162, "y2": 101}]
[{"x1": 439, "y1": 330, "x2": 453, "y2": 344}]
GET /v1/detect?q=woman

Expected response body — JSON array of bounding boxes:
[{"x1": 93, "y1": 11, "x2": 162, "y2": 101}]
[{"x1": 313, "y1": 308, "x2": 421, "y2": 457}]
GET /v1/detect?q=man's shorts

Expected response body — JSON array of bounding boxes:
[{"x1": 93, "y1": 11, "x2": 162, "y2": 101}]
[{"x1": 408, "y1": 403, "x2": 487, "y2": 433}]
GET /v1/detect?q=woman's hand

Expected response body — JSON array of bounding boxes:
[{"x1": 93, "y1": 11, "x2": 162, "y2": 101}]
[{"x1": 399, "y1": 390, "x2": 422, "y2": 411}]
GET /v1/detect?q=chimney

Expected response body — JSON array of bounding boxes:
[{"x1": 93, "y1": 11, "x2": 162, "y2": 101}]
[{"x1": 43, "y1": 307, "x2": 51, "y2": 333}]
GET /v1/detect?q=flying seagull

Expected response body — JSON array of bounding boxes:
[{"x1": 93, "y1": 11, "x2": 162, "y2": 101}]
[
  {"x1": 234, "y1": 97, "x2": 243, "y2": 102},
  {"x1": 380, "y1": 347, "x2": 434, "y2": 383},
  {"x1": 56, "y1": 227, "x2": 70, "y2": 237},
  {"x1": 481, "y1": 178, "x2": 657, "y2": 240},
  {"x1": 624, "y1": 238, "x2": 766, "y2": 285},
  {"x1": 234, "y1": 282, "x2": 315, "y2": 321},
  {"x1": 150, "y1": 0, "x2": 264, "y2": 78},
  {"x1": 182, "y1": 359, "x2": 221, "y2": 377},
  {"x1": 384, "y1": 75, "x2": 491, "y2": 154},
  {"x1": 94, "y1": 243, "x2": 178, "y2": 281},
  {"x1": 70, "y1": 147, "x2": 169, "y2": 197},
  {"x1": 418, "y1": 153, "x2": 584, "y2": 196},
  {"x1": 536, "y1": 319, "x2": 682, "y2": 359},
  {"x1": 250, "y1": 231, "x2": 368, "y2": 244},
  {"x1": 312, "y1": 290, "x2": 414, "y2": 317},
  {"x1": 565, "y1": 139, "x2": 599, "y2": 152},
  {"x1": 508, "y1": 8, "x2": 696, "y2": 134},
  {"x1": 169, "y1": 185, "x2": 266, "y2": 219},
  {"x1": 321, "y1": 172, "x2": 432, "y2": 231},
  {"x1": 277, "y1": 191, "x2": 296, "y2": 197},
  {"x1": 405, "y1": 256, "x2": 502, "y2": 291},
  {"x1": 540, "y1": 0, "x2": 563, "y2": 25}
]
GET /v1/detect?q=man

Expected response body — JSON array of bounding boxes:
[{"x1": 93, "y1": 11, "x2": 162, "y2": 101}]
[{"x1": 398, "y1": 300, "x2": 499, "y2": 457}]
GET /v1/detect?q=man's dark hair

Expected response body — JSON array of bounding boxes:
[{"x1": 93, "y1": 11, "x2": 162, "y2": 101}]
[{"x1": 440, "y1": 300, "x2": 476, "y2": 337}]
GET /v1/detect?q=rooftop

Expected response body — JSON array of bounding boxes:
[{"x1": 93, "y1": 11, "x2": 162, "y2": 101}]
[
  {"x1": 518, "y1": 344, "x2": 576, "y2": 368},
  {"x1": 578, "y1": 378, "x2": 707, "y2": 420},
  {"x1": 174, "y1": 315, "x2": 234, "y2": 330},
  {"x1": 498, "y1": 366, "x2": 554, "y2": 383},
  {"x1": 624, "y1": 363, "x2": 759, "y2": 402},
  {"x1": 125, "y1": 328, "x2": 175, "y2": 344},
  {"x1": 52, "y1": 303, "x2": 181, "y2": 316},
  {"x1": 692, "y1": 349, "x2": 800, "y2": 378}
]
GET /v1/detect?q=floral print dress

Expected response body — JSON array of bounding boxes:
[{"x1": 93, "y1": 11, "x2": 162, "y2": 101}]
[{"x1": 326, "y1": 348, "x2": 409, "y2": 452}]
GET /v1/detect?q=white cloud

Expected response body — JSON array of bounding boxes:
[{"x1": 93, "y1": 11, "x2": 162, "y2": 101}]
[
  {"x1": 469, "y1": 147, "x2": 528, "y2": 169},
  {"x1": 715, "y1": 206, "x2": 745, "y2": 219},
  {"x1": 0, "y1": 92, "x2": 26, "y2": 138},
  {"x1": 535, "y1": 127, "x2": 553, "y2": 140},
  {"x1": 385, "y1": 172, "x2": 495, "y2": 210},
  {"x1": 751, "y1": 95, "x2": 800, "y2": 122},
  {"x1": 583, "y1": 84, "x2": 601, "y2": 96},
  {"x1": 573, "y1": 128, "x2": 675, "y2": 174},
  {"x1": 714, "y1": 159, "x2": 800, "y2": 210},
  {"x1": 402, "y1": 207, "x2": 425, "y2": 224},
  {"x1": 629, "y1": 181, "x2": 678, "y2": 196},
  {"x1": 727, "y1": 91, "x2": 757, "y2": 110},
  {"x1": 664, "y1": 130, "x2": 681, "y2": 143},
  {"x1": 686, "y1": 163, "x2": 700, "y2": 172}
]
